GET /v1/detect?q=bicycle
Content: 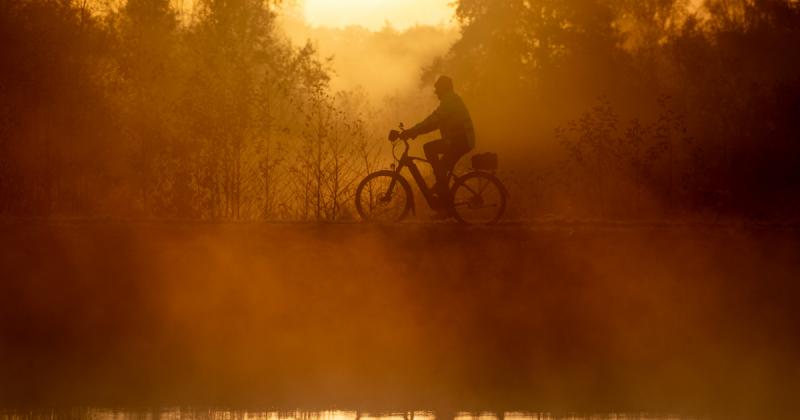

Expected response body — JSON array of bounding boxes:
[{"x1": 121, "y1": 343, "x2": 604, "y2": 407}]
[{"x1": 355, "y1": 125, "x2": 508, "y2": 224}]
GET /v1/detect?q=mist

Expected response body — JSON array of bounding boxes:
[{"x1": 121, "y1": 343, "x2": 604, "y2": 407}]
[
  {"x1": 2, "y1": 0, "x2": 800, "y2": 418},
  {"x1": 2, "y1": 221, "x2": 798, "y2": 418},
  {"x1": 278, "y1": 7, "x2": 459, "y2": 102}
]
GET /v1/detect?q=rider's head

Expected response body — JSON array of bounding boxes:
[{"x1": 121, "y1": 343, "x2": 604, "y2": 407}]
[{"x1": 434, "y1": 75, "x2": 454, "y2": 100}]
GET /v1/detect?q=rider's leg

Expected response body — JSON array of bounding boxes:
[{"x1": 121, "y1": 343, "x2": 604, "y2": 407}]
[
  {"x1": 437, "y1": 140, "x2": 471, "y2": 199},
  {"x1": 423, "y1": 139, "x2": 448, "y2": 193}
]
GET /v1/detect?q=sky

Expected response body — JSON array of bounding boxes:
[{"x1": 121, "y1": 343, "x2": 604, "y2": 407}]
[
  {"x1": 302, "y1": 0, "x2": 456, "y2": 31},
  {"x1": 280, "y1": 1, "x2": 459, "y2": 100}
]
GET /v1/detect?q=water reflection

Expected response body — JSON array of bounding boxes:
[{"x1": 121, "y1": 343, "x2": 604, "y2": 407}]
[{"x1": 1, "y1": 410, "x2": 693, "y2": 420}]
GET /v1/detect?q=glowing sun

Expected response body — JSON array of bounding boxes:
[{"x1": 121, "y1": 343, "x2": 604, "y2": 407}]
[{"x1": 302, "y1": 0, "x2": 455, "y2": 30}]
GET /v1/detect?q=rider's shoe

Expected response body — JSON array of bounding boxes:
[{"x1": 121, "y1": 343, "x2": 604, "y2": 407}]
[
  {"x1": 430, "y1": 209, "x2": 450, "y2": 221},
  {"x1": 430, "y1": 187, "x2": 450, "y2": 207},
  {"x1": 429, "y1": 193, "x2": 443, "y2": 210}
]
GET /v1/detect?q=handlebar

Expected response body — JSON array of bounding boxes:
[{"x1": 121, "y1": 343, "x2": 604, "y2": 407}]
[
  {"x1": 388, "y1": 124, "x2": 417, "y2": 162},
  {"x1": 391, "y1": 137, "x2": 409, "y2": 162}
]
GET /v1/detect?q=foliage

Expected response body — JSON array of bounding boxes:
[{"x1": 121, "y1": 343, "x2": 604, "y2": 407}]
[
  {"x1": 2, "y1": 0, "x2": 800, "y2": 220},
  {"x1": 432, "y1": 0, "x2": 800, "y2": 218},
  {"x1": 0, "y1": 0, "x2": 378, "y2": 221}
]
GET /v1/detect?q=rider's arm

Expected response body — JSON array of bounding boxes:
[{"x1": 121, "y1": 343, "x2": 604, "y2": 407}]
[{"x1": 406, "y1": 103, "x2": 446, "y2": 138}]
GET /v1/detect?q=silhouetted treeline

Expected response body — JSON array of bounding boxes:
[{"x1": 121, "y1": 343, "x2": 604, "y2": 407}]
[
  {"x1": 431, "y1": 0, "x2": 800, "y2": 219},
  {"x1": 0, "y1": 0, "x2": 379, "y2": 220},
  {"x1": 2, "y1": 0, "x2": 800, "y2": 220}
]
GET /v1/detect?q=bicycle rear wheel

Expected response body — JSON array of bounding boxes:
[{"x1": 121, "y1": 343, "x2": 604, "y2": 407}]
[
  {"x1": 355, "y1": 170, "x2": 413, "y2": 223},
  {"x1": 449, "y1": 172, "x2": 507, "y2": 225}
]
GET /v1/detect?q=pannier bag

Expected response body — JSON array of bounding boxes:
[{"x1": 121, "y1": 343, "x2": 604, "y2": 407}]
[{"x1": 471, "y1": 153, "x2": 498, "y2": 170}]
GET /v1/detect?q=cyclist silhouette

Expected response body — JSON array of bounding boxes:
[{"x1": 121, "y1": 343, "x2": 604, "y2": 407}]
[{"x1": 400, "y1": 76, "x2": 475, "y2": 217}]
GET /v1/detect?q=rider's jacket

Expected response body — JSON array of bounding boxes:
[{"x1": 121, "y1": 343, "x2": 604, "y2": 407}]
[{"x1": 408, "y1": 91, "x2": 475, "y2": 149}]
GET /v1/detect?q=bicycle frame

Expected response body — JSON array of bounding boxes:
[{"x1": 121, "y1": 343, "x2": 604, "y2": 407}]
[
  {"x1": 357, "y1": 128, "x2": 507, "y2": 224},
  {"x1": 389, "y1": 139, "x2": 444, "y2": 210}
]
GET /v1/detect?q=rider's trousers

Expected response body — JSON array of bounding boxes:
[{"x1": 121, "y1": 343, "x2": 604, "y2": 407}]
[{"x1": 423, "y1": 138, "x2": 472, "y2": 199}]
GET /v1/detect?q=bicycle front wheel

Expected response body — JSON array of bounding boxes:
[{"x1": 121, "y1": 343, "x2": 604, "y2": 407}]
[
  {"x1": 449, "y1": 172, "x2": 507, "y2": 225},
  {"x1": 355, "y1": 170, "x2": 413, "y2": 223}
]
